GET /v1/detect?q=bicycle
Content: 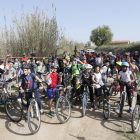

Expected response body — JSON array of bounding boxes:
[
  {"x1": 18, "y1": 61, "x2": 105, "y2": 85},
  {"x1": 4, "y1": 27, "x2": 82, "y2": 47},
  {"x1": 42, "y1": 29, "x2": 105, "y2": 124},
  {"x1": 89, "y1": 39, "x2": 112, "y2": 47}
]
[
  {"x1": 119, "y1": 81, "x2": 134, "y2": 117},
  {"x1": 95, "y1": 85, "x2": 110, "y2": 119},
  {"x1": 69, "y1": 84, "x2": 90, "y2": 117},
  {"x1": 25, "y1": 89, "x2": 41, "y2": 134},
  {"x1": 55, "y1": 85, "x2": 71, "y2": 123},
  {"x1": 0, "y1": 79, "x2": 23, "y2": 122},
  {"x1": 131, "y1": 91, "x2": 140, "y2": 133},
  {"x1": 109, "y1": 78, "x2": 120, "y2": 96}
]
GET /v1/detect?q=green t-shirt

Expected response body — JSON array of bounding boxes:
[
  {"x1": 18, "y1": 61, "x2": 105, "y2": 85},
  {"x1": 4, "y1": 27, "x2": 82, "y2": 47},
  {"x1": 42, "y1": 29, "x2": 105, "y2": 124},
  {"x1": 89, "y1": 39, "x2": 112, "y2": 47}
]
[{"x1": 72, "y1": 64, "x2": 82, "y2": 75}]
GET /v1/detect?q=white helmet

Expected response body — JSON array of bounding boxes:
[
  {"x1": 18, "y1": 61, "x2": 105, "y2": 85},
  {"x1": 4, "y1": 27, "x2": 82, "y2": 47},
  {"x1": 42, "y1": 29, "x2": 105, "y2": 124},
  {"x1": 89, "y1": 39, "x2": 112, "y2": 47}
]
[
  {"x1": 51, "y1": 63, "x2": 59, "y2": 67},
  {"x1": 135, "y1": 51, "x2": 138, "y2": 53},
  {"x1": 108, "y1": 52, "x2": 112, "y2": 55},
  {"x1": 84, "y1": 64, "x2": 93, "y2": 70}
]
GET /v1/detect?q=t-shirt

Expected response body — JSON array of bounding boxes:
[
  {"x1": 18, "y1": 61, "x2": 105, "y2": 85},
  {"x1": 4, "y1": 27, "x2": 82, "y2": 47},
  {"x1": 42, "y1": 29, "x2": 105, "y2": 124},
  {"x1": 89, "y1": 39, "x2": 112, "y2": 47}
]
[
  {"x1": 100, "y1": 66, "x2": 111, "y2": 79},
  {"x1": 4, "y1": 67, "x2": 16, "y2": 80},
  {"x1": 22, "y1": 57, "x2": 28, "y2": 61},
  {"x1": 19, "y1": 73, "x2": 37, "y2": 90},
  {"x1": 93, "y1": 72, "x2": 104, "y2": 88},
  {"x1": 45, "y1": 72, "x2": 59, "y2": 89},
  {"x1": 95, "y1": 57, "x2": 101, "y2": 65},
  {"x1": 72, "y1": 64, "x2": 82, "y2": 75},
  {"x1": 119, "y1": 70, "x2": 132, "y2": 83}
]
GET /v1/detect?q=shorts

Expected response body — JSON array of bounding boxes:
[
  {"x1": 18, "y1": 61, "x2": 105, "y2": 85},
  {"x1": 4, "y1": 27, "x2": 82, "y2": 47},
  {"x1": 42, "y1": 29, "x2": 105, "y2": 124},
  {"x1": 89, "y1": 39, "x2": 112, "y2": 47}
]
[
  {"x1": 95, "y1": 85, "x2": 109, "y2": 97},
  {"x1": 47, "y1": 88, "x2": 59, "y2": 99}
]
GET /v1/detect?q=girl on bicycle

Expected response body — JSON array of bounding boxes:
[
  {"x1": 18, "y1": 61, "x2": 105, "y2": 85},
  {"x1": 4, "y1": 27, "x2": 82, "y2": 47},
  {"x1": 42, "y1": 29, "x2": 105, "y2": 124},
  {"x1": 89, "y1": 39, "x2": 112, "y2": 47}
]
[
  {"x1": 115, "y1": 62, "x2": 135, "y2": 114},
  {"x1": 19, "y1": 63, "x2": 44, "y2": 115},
  {"x1": 93, "y1": 65, "x2": 110, "y2": 110}
]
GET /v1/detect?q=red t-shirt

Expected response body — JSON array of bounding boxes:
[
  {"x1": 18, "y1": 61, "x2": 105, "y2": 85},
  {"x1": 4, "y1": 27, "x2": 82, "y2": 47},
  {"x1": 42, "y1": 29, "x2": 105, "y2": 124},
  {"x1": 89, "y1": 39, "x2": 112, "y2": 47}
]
[{"x1": 22, "y1": 57, "x2": 28, "y2": 61}]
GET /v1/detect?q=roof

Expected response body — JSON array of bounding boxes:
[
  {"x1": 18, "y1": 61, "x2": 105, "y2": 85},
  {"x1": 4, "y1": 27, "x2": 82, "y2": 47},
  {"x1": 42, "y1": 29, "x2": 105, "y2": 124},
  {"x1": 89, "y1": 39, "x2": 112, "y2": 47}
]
[{"x1": 110, "y1": 40, "x2": 130, "y2": 43}]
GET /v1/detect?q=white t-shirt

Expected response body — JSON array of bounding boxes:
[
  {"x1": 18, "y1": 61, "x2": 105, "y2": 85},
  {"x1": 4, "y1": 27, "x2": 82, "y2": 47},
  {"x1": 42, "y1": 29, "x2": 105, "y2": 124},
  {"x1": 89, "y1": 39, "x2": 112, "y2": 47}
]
[
  {"x1": 100, "y1": 66, "x2": 111, "y2": 79},
  {"x1": 93, "y1": 72, "x2": 104, "y2": 88},
  {"x1": 95, "y1": 57, "x2": 101, "y2": 65},
  {"x1": 119, "y1": 70, "x2": 132, "y2": 83}
]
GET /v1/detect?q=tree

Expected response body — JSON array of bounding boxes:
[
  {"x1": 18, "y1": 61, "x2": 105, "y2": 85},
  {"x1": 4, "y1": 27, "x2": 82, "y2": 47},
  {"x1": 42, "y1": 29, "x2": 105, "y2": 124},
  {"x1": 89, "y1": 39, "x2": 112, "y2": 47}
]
[{"x1": 90, "y1": 25, "x2": 113, "y2": 46}]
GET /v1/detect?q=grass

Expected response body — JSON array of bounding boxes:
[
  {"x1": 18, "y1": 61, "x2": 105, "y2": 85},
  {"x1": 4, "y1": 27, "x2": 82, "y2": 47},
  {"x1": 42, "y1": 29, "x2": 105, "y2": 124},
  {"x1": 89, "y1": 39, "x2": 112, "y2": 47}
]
[
  {"x1": 11, "y1": 84, "x2": 17, "y2": 91},
  {"x1": 118, "y1": 130, "x2": 140, "y2": 140}
]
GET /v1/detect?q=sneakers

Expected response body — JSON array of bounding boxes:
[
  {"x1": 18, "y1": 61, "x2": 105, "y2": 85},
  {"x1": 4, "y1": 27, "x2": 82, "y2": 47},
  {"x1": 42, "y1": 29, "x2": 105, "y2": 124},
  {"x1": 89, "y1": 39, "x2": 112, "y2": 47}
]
[
  {"x1": 49, "y1": 111, "x2": 56, "y2": 117},
  {"x1": 129, "y1": 108, "x2": 133, "y2": 114},
  {"x1": 17, "y1": 98, "x2": 21, "y2": 102},
  {"x1": 40, "y1": 109, "x2": 45, "y2": 115},
  {"x1": 115, "y1": 107, "x2": 120, "y2": 112},
  {"x1": 94, "y1": 104, "x2": 98, "y2": 110}
]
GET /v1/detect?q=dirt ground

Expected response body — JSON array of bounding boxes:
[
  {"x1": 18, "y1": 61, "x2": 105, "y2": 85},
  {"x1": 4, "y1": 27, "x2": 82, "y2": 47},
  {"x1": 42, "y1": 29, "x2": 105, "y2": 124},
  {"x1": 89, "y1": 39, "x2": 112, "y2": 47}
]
[{"x1": 0, "y1": 79, "x2": 139, "y2": 140}]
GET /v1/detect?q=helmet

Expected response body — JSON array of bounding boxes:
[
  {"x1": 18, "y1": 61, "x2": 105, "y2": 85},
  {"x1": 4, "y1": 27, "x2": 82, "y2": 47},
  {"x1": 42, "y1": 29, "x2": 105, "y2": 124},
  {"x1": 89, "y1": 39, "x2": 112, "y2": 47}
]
[
  {"x1": 121, "y1": 62, "x2": 129, "y2": 67},
  {"x1": 63, "y1": 59, "x2": 67, "y2": 64},
  {"x1": 116, "y1": 61, "x2": 122, "y2": 66},
  {"x1": 135, "y1": 51, "x2": 138, "y2": 54},
  {"x1": 22, "y1": 63, "x2": 31, "y2": 69},
  {"x1": 51, "y1": 63, "x2": 59, "y2": 67},
  {"x1": 8, "y1": 59, "x2": 15, "y2": 64},
  {"x1": 84, "y1": 64, "x2": 93, "y2": 70},
  {"x1": 65, "y1": 56, "x2": 70, "y2": 61},
  {"x1": 108, "y1": 52, "x2": 112, "y2": 55},
  {"x1": 124, "y1": 53, "x2": 129, "y2": 56},
  {"x1": 21, "y1": 60, "x2": 27, "y2": 63},
  {"x1": 104, "y1": 59, "x2": 110, "y2": 63}
]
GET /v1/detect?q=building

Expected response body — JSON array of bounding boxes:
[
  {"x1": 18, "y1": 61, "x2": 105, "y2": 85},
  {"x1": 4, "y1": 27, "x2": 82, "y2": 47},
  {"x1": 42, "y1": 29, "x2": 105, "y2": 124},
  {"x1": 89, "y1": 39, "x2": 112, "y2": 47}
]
[{"x1": 109, "y1": 40, "x2": 130, "y2": 45}]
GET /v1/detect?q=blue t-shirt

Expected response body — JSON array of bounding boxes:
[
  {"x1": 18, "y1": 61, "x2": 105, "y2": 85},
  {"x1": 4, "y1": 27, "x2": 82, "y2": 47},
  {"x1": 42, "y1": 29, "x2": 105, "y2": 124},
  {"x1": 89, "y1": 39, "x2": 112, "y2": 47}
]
[
  {"x1": 17, "y1": 67, "x2": 23, "y2": 76},
  {"x1": 19, "y1": 73, "x2": 37, "y2": 90}
]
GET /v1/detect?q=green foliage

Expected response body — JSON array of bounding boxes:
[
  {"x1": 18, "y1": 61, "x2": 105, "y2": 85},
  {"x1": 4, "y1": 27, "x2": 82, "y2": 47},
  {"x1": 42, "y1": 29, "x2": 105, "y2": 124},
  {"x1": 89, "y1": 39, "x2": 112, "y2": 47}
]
[
  {"x1": 95, "y1": 42, "x2": 140, "y2": 55},
  {"x1": 90, "y1": 25, "x2": 113, "y2": 46}
]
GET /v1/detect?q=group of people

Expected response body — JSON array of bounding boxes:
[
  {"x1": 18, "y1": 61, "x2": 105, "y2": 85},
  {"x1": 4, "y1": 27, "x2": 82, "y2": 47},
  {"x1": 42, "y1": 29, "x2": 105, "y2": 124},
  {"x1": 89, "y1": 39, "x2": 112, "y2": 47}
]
[{"x1": 0, "y1": 50, "x2": 140, "y2": 117}]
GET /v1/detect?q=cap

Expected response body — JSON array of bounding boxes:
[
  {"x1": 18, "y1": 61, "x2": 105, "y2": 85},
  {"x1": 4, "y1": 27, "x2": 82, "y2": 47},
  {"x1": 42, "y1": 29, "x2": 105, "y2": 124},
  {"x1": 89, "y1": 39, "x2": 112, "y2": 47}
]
[
  {"x1": 30, "y1": 53, "x2": 36, "y2": 57},
  {"x1": 23, "y1": 53, "x2": 26, "y2": 56}
]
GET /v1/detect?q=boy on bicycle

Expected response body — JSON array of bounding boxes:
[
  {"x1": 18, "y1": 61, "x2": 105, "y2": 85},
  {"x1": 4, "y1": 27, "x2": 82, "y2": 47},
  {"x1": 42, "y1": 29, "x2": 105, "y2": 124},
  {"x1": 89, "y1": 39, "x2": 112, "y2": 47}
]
[
  {"x1": 115, "y1": 62, "x2": 135, "y2": 114},
  {"x1": 19, "y1": 63, "x2": 44, "y2": 115},
  {"x1": 45, "y1": 64, "x2": 62, "y2": 116}
]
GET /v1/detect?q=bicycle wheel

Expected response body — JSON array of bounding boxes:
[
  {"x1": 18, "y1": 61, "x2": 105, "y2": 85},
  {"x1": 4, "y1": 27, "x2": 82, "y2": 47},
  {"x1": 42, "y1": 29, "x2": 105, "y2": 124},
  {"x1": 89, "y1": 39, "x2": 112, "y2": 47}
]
[
  {"x1": 21, "y1": 93, "x2": 27, "y2": 107},
  {"x1": 28, "y1": 101, "x2": 41, "y2": 134},
  {"x1": 120, "y1": 93, "x2": 125, "y2": 117},
  {"x1": 103, "y1": 99, "x2": 110, "y2": 119},
  {"x1": 56, "y1": 96, "x2": 71, "y2": 123},
  {"x1": 109, "y1": 85, "x2": 115, "y2": 96},
  {"x1": 5, "y1": 97, "x2": 23, "y2": 122},
  {"x1": 39, "y1": 81, "x2": 47, "y2": 99},
  {"x1": 132, "y1": 104, "x2": 140, "y2": 133},
  {"x1": 82, "y1": 94, "x2": 87, "y2": 117}
]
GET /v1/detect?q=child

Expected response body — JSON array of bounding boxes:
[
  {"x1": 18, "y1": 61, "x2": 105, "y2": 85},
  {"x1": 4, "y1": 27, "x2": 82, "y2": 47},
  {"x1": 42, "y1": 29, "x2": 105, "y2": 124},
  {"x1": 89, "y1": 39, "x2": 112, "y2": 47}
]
[
  {"x1": 115, "y1": 62, "x2": 135, "y2": 114},
  {"x1": 45, "y1": 65, "x2": 62, "y2": 116},
  {"x1": 93, "y1": 65, "x2": 110, "y2": 109},
  {"x1": 19, "y1": 63, "x2": 44, "y2": 115}
]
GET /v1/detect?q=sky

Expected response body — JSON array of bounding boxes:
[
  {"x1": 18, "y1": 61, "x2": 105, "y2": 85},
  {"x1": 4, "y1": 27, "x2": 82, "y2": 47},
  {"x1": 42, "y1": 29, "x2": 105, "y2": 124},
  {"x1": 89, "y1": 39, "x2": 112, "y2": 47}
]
[{"x1": 0, "y1": 0, "x2": 140, "y2": 44}]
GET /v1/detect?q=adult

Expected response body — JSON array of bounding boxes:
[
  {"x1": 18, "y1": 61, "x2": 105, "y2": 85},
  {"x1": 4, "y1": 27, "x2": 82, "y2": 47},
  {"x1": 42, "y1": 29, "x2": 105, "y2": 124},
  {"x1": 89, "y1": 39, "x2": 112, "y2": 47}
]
[{"x1": 22, "y1": 53, "x2": 28, "y2": 61}]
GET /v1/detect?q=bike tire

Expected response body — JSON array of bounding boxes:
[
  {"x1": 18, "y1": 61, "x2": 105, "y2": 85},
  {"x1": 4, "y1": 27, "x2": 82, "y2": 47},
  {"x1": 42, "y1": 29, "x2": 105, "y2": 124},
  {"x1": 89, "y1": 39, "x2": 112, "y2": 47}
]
[
  {"x1": 82, "y1": 94, "x2": 87, "y2": 117},
  {"x1": 109, "y1": 85, "x2": 115, "y2": 96},
  {"x1": 56, "y1": 96, "x2": 71, "y2": 123},
  {"x1": 103, "y1": 99, "x2": 110, "y2": 119},
  {"x1": 132, "y1": 104, "x2": 140, "y2": 133},
  {"x1": 5, "y1": 97, "x2": 23, "y2": 122},
  {"x1": 21, "y1": 93, "x2": 27, "y2": 107},
  {"x1": 120, "y1": 93, "x2": 125, "y2": 117},
  {"x1": 28, "y1": 101, "x2": 41, "y2": 134}
]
